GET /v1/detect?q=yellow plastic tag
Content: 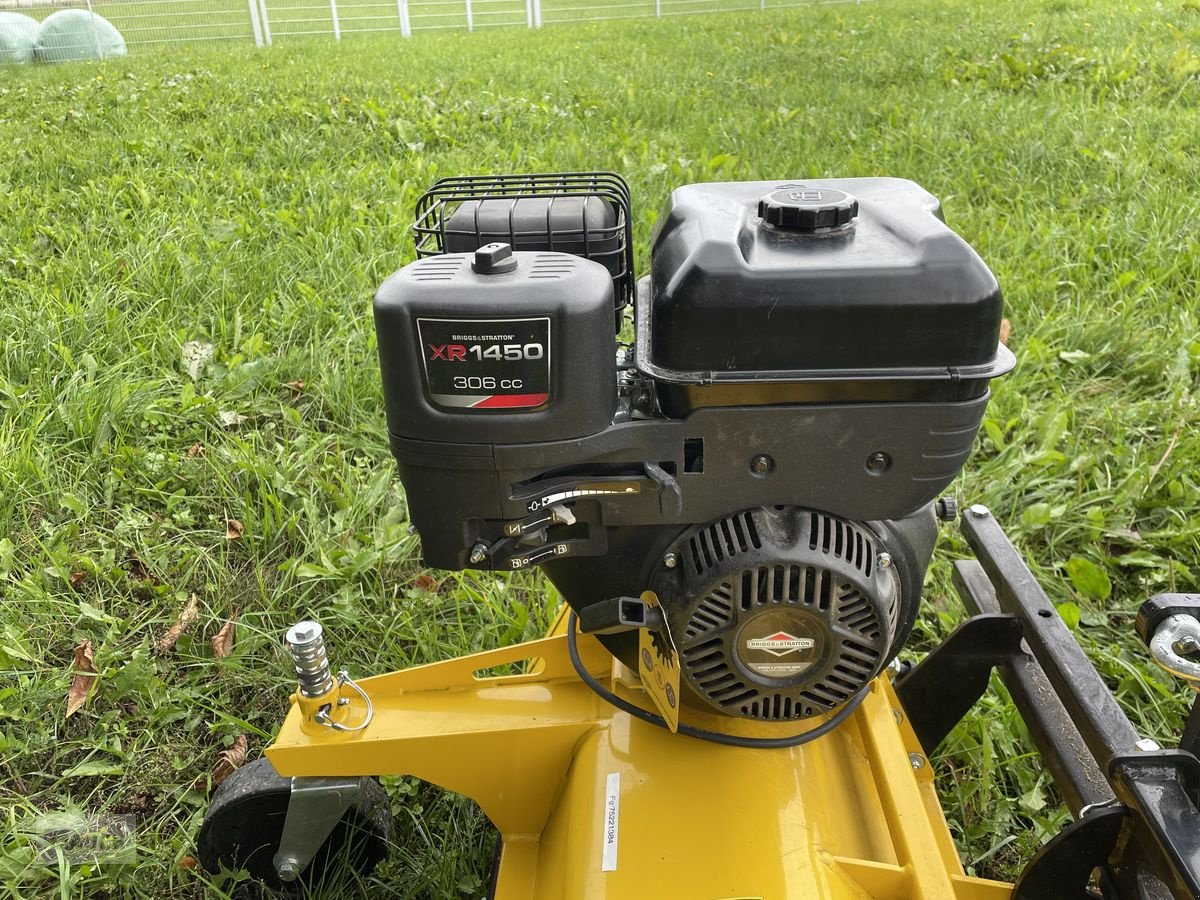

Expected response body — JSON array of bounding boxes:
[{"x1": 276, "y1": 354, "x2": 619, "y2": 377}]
[{"x1": 637, "y1": 590, "x2": 681, "y2": 733}]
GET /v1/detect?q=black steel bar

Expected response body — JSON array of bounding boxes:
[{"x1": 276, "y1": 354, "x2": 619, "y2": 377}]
[
  {"x1": 953, "y1": 559, "x2": 1116, "y2": 816},
  {"x1": 961, "y1": 507, "x2": 1200, "y2": 900},
  {"x1": 959, "y1": 506, "x2": 1142, "y2": 764}
]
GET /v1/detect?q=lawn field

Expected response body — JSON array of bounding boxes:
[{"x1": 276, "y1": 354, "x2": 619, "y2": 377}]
[{"x1": 2, "y1": 0, "x2": 1200, "y2": 895}]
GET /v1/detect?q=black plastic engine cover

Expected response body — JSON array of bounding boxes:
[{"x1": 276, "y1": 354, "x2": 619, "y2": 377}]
[
  {"x1": 374, "y1": 176, "x2": 1007, "y2": 602},
  {"x1": 391, "y1": 397, "x2": 984, "y2": 570},
  {"x1": 374, "y1": 250, "x2": 616, "y2": 447}
]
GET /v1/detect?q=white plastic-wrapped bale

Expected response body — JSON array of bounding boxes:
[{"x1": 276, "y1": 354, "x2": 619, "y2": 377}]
[
  {"x1": 0, "y1": 12, "x2": 39, "y2": 64},
  {"x1": 34, "y1": 9, "x2": 127, "y2": 63}
]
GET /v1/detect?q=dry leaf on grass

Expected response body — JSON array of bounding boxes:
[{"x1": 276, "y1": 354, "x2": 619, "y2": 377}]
[
  {"x1": 118, "y1": 792, "x2": 156, "y2": 816},
  {"x1": 999, "y1": 318, "x2": 1012, "y2": 346},
  {"x1": 225, "y1": 518, "x2": 245, "y2": 541},
  {"x1": 196, "y1": 734, "x2": 248, "y2": 791},
  {"x1": 186, "y1": 442, "x2": 206, "y2": 458},
  {"x1": 412, "y1": 573, "x2": 441, "y2": 593},
  {"x1": 283, "y1": 379, "x2": 305, "y2": 398},
  {"x1": 66, "y1": 640, "x2": 98, "y2": 719},
  {"x1": 156, "y1": 593, "x2": 200, "y2": 654},
  {"x1": 126, "y1": 554, "x2": 154, "y2": 583},
  {"x1": 211, "y1": 613, "x2": 238, "y2": 659},
  {"x1": 69, "y1": 571, "x2": 87, "y2": 587},
  {"x1": 178, "y1": 855, "x2": 197, "y2": 870}
]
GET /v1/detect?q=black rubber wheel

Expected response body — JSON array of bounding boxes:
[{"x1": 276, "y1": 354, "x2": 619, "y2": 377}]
[{"x1": 197, "y1": 757, "x2": 394, "y2": 894}]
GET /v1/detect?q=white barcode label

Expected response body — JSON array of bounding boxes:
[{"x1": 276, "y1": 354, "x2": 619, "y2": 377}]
[{"x1": 601, "y1": 772, "x2": 620, "y2": 872}]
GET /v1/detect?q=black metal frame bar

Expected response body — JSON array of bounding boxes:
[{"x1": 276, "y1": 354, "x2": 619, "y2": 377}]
[{"x1": 895, "y1": 505, "x2": 1200, "y2": 900}]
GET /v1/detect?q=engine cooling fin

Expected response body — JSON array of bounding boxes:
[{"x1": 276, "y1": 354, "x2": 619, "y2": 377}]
[{"x1": 655, "y1": 508, "x2": 900, "y2": 721}]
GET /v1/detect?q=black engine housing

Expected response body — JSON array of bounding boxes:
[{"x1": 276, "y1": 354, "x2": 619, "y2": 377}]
[{"x1": 374, "y1": 173, "x2": 1010, "y2": 721}]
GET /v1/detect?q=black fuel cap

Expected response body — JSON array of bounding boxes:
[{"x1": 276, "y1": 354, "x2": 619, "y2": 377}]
[
  {"x1": 758, "y1": 187, "x2": 859, "y2": 231},
  {"x1": 472, "y1": 242, "x2": 518, "y2": 274}
]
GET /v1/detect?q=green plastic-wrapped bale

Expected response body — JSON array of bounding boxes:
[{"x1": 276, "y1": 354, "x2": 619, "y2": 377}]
[
  {"x1": 34, "y1": 9, "x2": 127, "y2": 63},
  {"x1": 0, "y1": 12, "x2": 39, "y2": 64}
]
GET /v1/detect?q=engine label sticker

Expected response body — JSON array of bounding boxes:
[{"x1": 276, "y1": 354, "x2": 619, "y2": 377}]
[
  {"x1": 745, "y1": 631, "x2": 815, "y2": 656},
  {"x1": 738, "y1": 612, "x2": 823, "y2": 679},
  {"x1": 744, "y1": 631, "x2": 815, "y2": 676},
  {"x1": 417, "y1": 317, "x2": 550, "y2": 411},
  {"x1": 602, "y1": 772, "x2": 620, "y2": 872}
]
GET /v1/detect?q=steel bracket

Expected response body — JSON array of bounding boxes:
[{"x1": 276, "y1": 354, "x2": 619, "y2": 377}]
[
  {"x1": 1108, "y1": 751, "x2": 1200, "y2": 900},
  {"x1": 893, "y1": 613, "x2": 1023, "y2": 752},
  {"x1": 272, "y1": 775, "x2": 364, "y2": 882}
]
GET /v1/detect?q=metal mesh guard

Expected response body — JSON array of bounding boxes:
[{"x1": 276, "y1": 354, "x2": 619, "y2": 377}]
[{"x1": 412, "y1": 172, "x2": 634, "y2": 314}]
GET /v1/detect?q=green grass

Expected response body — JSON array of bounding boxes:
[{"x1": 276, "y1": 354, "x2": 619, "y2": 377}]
[{"x1": 1, "y1": 0, "x2": 1200, "y2": 894}]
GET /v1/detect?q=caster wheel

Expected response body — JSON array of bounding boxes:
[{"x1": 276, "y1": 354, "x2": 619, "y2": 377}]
[{"x1": 198, "y1": 757, "x2": 393, "y2": 893}]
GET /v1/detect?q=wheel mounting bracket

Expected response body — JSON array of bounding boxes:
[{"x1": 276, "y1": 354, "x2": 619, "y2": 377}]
[{"x1": 272, "y1": 775, "x2": 364, "y2": 882}]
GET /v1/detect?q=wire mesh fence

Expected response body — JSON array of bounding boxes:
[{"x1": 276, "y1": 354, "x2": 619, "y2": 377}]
[{"x1": 0, "y1": 0, "x2": 866, "y2": 52}]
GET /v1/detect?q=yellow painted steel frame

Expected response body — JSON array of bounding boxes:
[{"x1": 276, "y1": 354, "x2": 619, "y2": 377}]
[{"x1": 267, "y1": 609, "x2": 1014, "y2": 900}]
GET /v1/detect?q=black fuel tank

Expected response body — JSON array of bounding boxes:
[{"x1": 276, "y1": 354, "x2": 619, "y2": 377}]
[{"x1": 642, "y1": 178, "x2": 1014, "y2": 415}]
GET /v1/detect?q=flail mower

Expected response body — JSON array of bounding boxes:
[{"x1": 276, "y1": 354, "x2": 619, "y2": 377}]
[{"x1": 197, "y1": 173, "x2": 1200, "y2": 899}]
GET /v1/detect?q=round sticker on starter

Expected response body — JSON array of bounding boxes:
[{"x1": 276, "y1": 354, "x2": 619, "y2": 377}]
[{"x1": 736, "y1": 610, "x2": 824, "y2": 680}]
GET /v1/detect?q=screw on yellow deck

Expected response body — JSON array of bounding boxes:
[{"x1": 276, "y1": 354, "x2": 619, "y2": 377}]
[{"x1": 266, "y1": 609, "x2": 1012, "y2": 899}]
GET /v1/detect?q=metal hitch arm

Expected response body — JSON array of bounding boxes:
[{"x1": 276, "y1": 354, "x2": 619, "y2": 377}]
[{"x1": 895, "y1": 506, "x2": 1200, "y2": 900}]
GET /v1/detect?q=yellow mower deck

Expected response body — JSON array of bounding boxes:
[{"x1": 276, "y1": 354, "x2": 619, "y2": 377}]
[{"x1": 267, "y1": 609, "x2": 1013, "y2": 900}]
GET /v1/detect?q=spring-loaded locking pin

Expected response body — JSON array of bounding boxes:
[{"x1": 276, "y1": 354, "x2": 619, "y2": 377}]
[
  {"x1": 285, "y1": 621, "x2": 374, "y2": 733},
  {"x1": 285, "y1": 621, "x2": 336, "y2": 698}
]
